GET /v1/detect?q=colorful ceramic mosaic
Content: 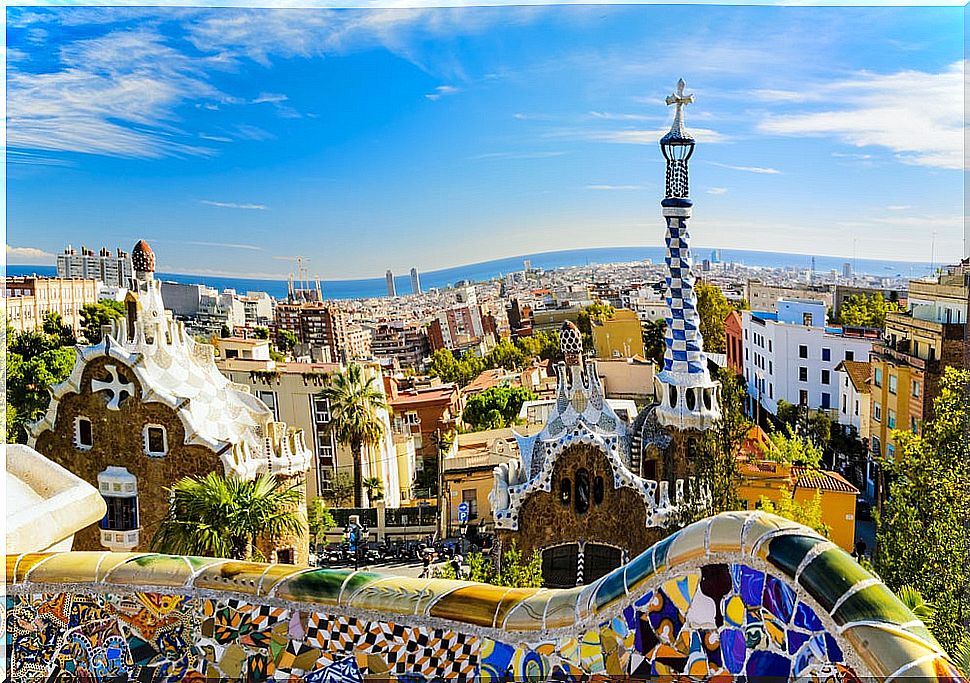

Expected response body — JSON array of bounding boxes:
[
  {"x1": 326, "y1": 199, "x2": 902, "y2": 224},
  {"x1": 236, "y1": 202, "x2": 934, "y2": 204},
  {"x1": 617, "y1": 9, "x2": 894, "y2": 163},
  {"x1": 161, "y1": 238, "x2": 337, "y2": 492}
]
[{"x1": 7, "y1": 512, "x2": 966, "y2": 682}]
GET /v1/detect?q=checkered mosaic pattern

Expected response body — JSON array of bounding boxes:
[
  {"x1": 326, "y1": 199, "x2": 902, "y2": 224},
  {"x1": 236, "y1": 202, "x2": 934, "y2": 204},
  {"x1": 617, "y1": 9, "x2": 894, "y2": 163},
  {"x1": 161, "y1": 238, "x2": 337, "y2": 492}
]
[{"x1": 663, "y1": 218, "x2": 707, "y2": 376}]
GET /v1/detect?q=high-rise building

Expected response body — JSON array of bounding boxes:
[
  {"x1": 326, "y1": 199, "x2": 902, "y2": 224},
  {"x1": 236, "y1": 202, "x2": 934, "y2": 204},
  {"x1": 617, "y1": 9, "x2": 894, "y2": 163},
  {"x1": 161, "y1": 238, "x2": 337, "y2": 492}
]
[
  {"x1": 274, "y1": 302, "x2": 348, "y2": 363},
  {"x1": 386, "y1": 270, "x2": 396, "y2": 297},
  {"x1": 56, "y1": 245, "x2": 133, "y2": 288},
  {"x1": 410, "y1": 268, "x2": 421, "y2": 295}
]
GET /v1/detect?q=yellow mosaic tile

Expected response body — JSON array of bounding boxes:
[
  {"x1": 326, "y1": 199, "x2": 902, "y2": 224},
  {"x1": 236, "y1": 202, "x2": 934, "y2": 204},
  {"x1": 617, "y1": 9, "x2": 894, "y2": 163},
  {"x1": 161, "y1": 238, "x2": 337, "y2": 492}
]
[
  {"x1": 665, "y1": 518, "x2": 710, "y2": 567},
  {"x1": 842, "y1": 623, "x2": 940, "y2": 678},
  {"x1": 576, "y1": 580, "x2": 598, "y2": 622},
  {"x1": 346, "y1": 577, "x2": 441, "y2": 615},
  {"x1": 543, "y1": 587, "x2": 583, "y2": 629},
  {"x1": 20, "y1": 552, "x2": 110, "y2": 585},
  {"x1": 11, "y1": 553, "x2": 55, "y2": 583},
  {"x1": 192, "y1": 560, "x2": 275, "y2": 596},
  {"x1": 706, "y1": 511, "x2": 747, "y2": 554},
  {"x1": 429, "y1": 583, "x2": 512, "y2": 627},
  {"x1": 7, "y1": 554, "x2": 23, "y2": 583},
  {"x1": 494, "y1": 588, "x2": 540, "y2": 629},
  {"x1": 103, "y1": 554, "x2": 197, "y2": 588},
  {"x1": 741, "y1": 512, "x2": 801, "y2": 555},
  {"x1": 95, "y1": 552, "x2": 145, "y2": 582},
  {"x1": 412, "y1": 578, "x2": 465, "y2": 616}
]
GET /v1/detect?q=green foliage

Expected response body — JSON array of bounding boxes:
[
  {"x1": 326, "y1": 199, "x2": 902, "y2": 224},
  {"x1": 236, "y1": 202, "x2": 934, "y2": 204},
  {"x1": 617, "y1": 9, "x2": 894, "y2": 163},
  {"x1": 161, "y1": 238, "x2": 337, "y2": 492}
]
[
  {"x1": 220, "y1": 324, "x2": 231, "y2": 338},
  {"x1": 6, "y1": 346, "x2": 76, "y2": 443},
  {"x1": 253, "y1": 326, "x2": 270, "y2": 339},
  {"x1": 482, "y1": 339, "x2": 528, "y2": 371},
  {"x1": 687, "y1": 367, "x2": 751, "y2": 522},
  {"x1": 321, "y1": 472, "x2": 356, "y2": 507},
  {"x1": 838, "y1": 292, "x2": 902, "y2": 329},
  {"x1": 874, "y1": 367, "x2": 970, "y2": 650},
  {"x1": 42, "y1": 311, "x2": 76, "y2": 347},
  {"x1": 732, "y1": 298, "x2": 750, "y2": 311},
  {"x1": 278, "y1": 329, "x2": 299, "y2": 353},
  {"x1": 766, "y1": 425, "x2": 824, "y2": 470},
  {"x1": 896, "y1": 585, "x2": 936, "y2": 629},
  {"x1": 428, "y1": 331, "x2": 564, "y2": 388},
  {"x1": 758, "y1": 488, "x2": 831, "y2": 538},
  {"x1": 641, "y1": 318, "x2": 666, "y2": 366},
  {"x1": 427, "y1": 348, "x2": 484, "y2": 387},
  {"x1": 513, "y1": 330, "x2": 563, "y2": 363},
  {"x1": 79, "y1": 300, "x2": 125, "y2": 343},
  {"x1": 438, "y1": 541, "x2": 543, "y2": 587},
  {"x1": 318, "y1": 364, "x2": 388, "y2": 508},
  {"x1": 774, "y1": 400, "x2": 832, "y2": 453},
  {"x1": 152, "y1": 472, "x2": 305, "y2": 561},
  {"x1": 363, "y1": 476, "x2": 385, "y2": 502},
  {"x1": 695, "y1": 283, "x2": 732, "y2": 353},
  {"x1": 950, "y1": 633, "x2": 970, "y2": 675},
  {"x1": 307, "y1": 498, "x2": 336, "y2": 547},
  {"x1": 462, "y1": 385, "x2": 537, "y2": 431}
]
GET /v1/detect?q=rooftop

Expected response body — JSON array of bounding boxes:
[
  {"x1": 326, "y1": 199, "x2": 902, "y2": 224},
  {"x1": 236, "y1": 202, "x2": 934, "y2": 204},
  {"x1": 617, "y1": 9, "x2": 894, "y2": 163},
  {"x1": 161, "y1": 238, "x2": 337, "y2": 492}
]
[{"x1": 836, "y1": 360, "x2": 872, "y2": 394}]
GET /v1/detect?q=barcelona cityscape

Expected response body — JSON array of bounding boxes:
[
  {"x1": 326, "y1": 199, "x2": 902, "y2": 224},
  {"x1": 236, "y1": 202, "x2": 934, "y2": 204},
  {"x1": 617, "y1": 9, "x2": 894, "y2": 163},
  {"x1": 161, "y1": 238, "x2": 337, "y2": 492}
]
[{"x1": 3, "y1": 2, "x2": 967, "y2": 681}]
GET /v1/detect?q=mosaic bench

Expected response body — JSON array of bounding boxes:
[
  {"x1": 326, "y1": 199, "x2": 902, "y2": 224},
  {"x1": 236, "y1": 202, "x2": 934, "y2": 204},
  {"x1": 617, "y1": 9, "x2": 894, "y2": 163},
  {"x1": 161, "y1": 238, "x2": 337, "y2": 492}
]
[{"x1": 6, "y1": 511, "x2": 964, "y2": 681}]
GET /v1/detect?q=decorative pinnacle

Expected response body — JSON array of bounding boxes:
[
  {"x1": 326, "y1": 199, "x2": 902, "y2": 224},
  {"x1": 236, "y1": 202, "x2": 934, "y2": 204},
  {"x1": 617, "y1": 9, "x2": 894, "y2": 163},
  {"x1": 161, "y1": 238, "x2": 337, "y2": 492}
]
[{"x1": 662, "y1": 78, "x2": 694, "y2": 142}]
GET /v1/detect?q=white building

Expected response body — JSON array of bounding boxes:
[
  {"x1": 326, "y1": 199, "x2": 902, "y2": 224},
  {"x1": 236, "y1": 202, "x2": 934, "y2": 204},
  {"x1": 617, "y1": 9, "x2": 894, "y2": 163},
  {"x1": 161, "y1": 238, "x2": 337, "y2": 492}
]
[
  {"x1": 57, "y1": 245, "x2": 133, "y2": 288},
  {"x1": 742, "y1": 298, "x2": 873, "y2": 416},
  {"x1": 835, "y1": 360, "x2": 871, "y2": 439}
]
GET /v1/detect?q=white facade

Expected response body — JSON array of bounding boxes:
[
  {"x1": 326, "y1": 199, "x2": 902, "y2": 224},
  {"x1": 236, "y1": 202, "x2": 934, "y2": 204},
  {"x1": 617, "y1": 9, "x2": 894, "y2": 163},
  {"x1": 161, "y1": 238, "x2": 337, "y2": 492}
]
[
  {"x1": 57, "y1": 245, "x2": 133, "y2": 288},
  {"x1": 835, "y1": 364, "x2": 871, "y2": 438},
  {"x1": 741, "y1": 299, "x2": 873, "y2": 416}
]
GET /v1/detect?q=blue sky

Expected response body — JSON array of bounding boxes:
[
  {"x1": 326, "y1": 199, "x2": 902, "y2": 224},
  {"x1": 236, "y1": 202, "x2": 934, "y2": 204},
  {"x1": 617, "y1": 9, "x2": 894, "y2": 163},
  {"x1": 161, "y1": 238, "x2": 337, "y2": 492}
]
[{"x1": 6, "y1": 4, "x2": 964, "y2": 279}]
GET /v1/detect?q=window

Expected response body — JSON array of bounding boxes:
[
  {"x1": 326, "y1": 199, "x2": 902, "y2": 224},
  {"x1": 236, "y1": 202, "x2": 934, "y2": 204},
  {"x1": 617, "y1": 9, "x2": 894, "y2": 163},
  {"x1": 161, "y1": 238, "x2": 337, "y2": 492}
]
[
  {"x1": 842, "y1": 395, "x2": 847, "y2": 413},
  {"x1": 768, "y1": 340, "x2": 772, "y2": 352},
  {"x1": 103, "y1": 496, "x2": 139, "y2": 531},
  {"x1": 872, "y1": 436, "x2": 881, "y2": 456},
  {"x1": 745, "y1": 348, "x2": 749, "y2": 360},
  {"x1": 912, "y1": 380, "x2": 921, "y2": 398},
  {"x1": 874, "y1": 368, "x2": 883, "y2": 387},
  {"x1": 888, "y1": 374, "x2": 897, "y2": 395},
  {"x1": 768, "y1": 383, "x2": 773, "y2": 399},
  {"x1": 845, "y1": 350, "x2": 854, "y2": 361},
  {"x1": 143, "y1": 425, "x2": 167, "y2": 456},
  {"x1": 821, "y1": 392, "x2": 830, "y2": 409},
  {"x1": 887, "y1": 409, "x2": 896, "y2": 429},
  {"x1": 854, "y1": 400, "x2": 859, "y2": 416},
  {"x1": 802, "y1": 313, "x2": 813, "y2": 326},
  {"x1": 887, "y1": 443, "x2": 896, "y2": 459},
  {"x1": 799, "y1": 345, "x2": 808, "y2": 359},
  {"x1": 799, "y1": 367, "x2": 808, "y2": 382},
  {"x1": 75, "y1": 416, "x2": 93, "y2": 450},
  {"x1": 461, "y1": 489, "x2": 478, "y2": 519},
  {"x1": 768, "y1": 361, "x2": 773, "y2": 375},
  {"x1": 874, "y1": 402, "x2": 882, "y2": 422},
  {"x1": 821, "y1": 347, "x2": 831, "y2": 361},
  {"x1": 821, "y1": 369, "x2": 830, "y2": 385},
  {"x1": 911, "y1": 416, "x2": 919, "y2": 433},
  {"x1": 799, "y1": 390, "x2": 808, "y2": 406},
  {"x1": 574, "y1": 469, "x2": 590, "y2": 514},
  {"x1": 258, "y1": 391, "x2": 279, "y2": 420},
  {"x1": 405, "y1": 411, "x2": 420, "y2": 426}
]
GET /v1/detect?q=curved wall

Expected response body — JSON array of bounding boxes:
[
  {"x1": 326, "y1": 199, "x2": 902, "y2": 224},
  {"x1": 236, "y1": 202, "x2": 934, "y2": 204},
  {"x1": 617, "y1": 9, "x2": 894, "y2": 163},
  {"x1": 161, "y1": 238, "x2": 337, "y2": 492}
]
[{"x1": 7, "y1": 511, "x2": 963, "y2": 681}]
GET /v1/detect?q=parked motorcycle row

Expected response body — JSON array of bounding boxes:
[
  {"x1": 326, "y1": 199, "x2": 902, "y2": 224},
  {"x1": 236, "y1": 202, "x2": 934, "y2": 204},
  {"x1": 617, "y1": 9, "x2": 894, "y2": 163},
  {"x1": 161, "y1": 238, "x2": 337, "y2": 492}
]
[{"x1": 308, "y1": 537, "x2": 488, "y2": 568}]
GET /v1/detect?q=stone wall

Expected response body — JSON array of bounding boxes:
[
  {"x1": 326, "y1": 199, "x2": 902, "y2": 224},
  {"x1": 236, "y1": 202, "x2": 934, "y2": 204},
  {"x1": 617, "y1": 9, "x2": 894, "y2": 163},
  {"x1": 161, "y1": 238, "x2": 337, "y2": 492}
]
[{"x1": 7, "y1": 511, "x2": 962, "y2": 682}]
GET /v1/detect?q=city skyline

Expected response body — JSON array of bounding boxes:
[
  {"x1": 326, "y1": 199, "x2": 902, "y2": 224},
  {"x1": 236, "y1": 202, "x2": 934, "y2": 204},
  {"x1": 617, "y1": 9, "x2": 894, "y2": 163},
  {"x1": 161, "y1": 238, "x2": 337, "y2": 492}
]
[{"x1": 6, "y1": 4, "x2": 963, "y2": 279}]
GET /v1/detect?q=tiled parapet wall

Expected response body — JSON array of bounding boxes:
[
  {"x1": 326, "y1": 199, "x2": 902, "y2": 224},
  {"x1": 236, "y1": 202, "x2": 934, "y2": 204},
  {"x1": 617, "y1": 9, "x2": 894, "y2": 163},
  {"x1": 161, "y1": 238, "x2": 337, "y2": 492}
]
[{"x1": 6, "y1": 511, "x2": 964, "y2": 681}]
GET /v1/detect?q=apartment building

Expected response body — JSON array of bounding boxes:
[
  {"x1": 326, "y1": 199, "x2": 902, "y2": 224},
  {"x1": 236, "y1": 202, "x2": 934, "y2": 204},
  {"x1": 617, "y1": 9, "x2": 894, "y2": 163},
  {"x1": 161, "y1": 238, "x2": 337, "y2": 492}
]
[
  {"x1": 5, "y1": 276, "x2": 99, "y2": 335},
  {"x1": 56, "y1": 245, "x2": 133, "y2": 289}
]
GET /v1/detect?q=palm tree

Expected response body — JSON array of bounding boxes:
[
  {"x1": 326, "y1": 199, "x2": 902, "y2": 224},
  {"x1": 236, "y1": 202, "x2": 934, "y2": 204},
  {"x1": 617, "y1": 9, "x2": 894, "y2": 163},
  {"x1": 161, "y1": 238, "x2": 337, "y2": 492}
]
[
  {"x1": 896, "y1": 584, "x2": 936, "y2": 629},
  {"x1": 317, "y1": 364, "x2": 388, "y2": 507},
  {"x1": 151, "y1": 472, "x2": 305, "y2": 561},
  {"x1": 363, "y1": 477, "x2": 385, "y2": 503}
]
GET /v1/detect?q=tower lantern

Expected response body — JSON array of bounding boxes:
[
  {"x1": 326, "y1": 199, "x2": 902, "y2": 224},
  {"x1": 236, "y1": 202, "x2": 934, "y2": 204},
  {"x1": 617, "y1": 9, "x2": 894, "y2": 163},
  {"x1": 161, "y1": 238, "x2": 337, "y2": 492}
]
[{"x1": 660, "y1": 79, "x2": 696, "y2": 200}]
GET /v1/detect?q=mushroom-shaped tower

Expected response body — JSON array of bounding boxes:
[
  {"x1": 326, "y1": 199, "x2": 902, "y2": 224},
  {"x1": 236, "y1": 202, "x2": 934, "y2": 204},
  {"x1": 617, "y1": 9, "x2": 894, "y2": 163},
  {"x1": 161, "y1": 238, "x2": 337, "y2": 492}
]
[
  {"x1": 131, "y1": 239, "x2": 155, "y2": 275},
  {"x1": 654, "y1": 79, "x2": 721, "y2": 432}
]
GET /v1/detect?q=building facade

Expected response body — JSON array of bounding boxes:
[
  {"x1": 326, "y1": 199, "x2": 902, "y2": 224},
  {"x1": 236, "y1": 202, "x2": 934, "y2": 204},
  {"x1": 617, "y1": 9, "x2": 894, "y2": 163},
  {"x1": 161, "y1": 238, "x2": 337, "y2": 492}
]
[
  {"x1": 57, "y1": 245, "x2": 133, "y2": 289},
  {"x1": 6, "y1": 276, "x2": 100, "y2": 335},
  {"x1": 29, "y1": 241, "x2": 312, "y2": 563},
  {"x1": 274, "y1": 302, "x2": 348, "y2": 364},
  {"x1": 725, "y1": 309, "x2": 744, "y2": 375},
  {"x1": 590, "y1": 308, "x2": 646, "y2": 359},
  {"x1": 410, "y1": 268, "x2": 421, "y2": 295},
  {"x1": 370, "y1": 321, "x2": 430, "y2": 370},
  {"x1": 386, "y1": 270, "x2": 396, "y2": 298}
]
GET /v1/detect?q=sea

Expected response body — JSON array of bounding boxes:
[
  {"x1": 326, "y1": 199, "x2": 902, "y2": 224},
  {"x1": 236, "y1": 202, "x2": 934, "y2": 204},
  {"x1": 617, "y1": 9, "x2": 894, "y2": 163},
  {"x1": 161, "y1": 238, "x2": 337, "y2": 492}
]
[{"x1": 7, "y1": 246, "x2": 935, "y2": 301}]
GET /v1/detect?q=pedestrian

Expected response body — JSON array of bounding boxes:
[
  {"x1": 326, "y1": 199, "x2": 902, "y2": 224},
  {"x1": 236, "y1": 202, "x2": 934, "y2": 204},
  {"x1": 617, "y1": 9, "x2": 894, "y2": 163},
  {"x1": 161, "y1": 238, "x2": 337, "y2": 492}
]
[
  {"x1": 420, "y1": 549, "x2": 434, "y2": 578},
  {"x1": 450, "y1": 554, "x2": 462, "y2": 579}
]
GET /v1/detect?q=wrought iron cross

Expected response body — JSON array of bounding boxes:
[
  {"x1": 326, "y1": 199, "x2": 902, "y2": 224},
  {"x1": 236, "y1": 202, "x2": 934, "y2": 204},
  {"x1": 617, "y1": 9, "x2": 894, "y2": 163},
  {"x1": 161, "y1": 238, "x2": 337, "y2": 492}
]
[{"x1": 665, "y1": 79, "x2": 694, "y2": 121}]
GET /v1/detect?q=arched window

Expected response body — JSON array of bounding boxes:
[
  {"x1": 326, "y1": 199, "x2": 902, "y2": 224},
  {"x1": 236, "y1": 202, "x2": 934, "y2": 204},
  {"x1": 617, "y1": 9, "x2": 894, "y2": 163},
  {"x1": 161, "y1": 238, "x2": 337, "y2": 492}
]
[
  {"x1": 574, "y1": 469, "x2": 590, "y2": 514},
  {"x1": 559, "y1": 478, "x2": 571, "y2": 506},
  {"x1": 593, "y1": 475, "x2": 604, "y2": 505}
]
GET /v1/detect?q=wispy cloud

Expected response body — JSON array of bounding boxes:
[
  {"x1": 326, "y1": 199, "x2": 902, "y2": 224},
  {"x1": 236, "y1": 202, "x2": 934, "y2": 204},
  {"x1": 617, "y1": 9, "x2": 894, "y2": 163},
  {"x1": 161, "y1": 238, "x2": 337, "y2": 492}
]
[
  {"x1": 185, "y1": 241, "x2": 264, "y2": 250},
  {"x1": 199, "y1": 133, "x2": 233, "y2": 143},
  {"x1": 706, "y1": 187, "x2": 728, "y2": 195},
  {"x1": 6, "y1": 150, "x2": 75, "y2": 167},
  {"x1": 471, "y1": 151, "x2": 566, "y2": 161},
  {"x1": 200, "y1": 200, "x2": 268, "y2": 210},
  {"x1": 759, "y1": 61, "x2": 963, "y2": 170},
  {"x1": 585, "y1": 184, "x2": 645, "y2": 191},
  {"x1": 252, "y1": 92, "x2": 287, "y2": 104},
  {"x1": 7, "y1": 244, "x2": 54, "y2": 262},
  {"x1": 832, "y1": 151, "x2": 873, "y2": 160},
  {"x1": 709, "y1": 162, "x2": 781, "y2": 175},
  {"x1": 425, "y1": 85, "x2": 459, "y2": 101},
  {"x1": 513, "y1": 112, "x2": 554, "y2": 121},
  {"x1": 566, "y1": 127, "x2": 730, "y2": 145},
  {"x1": 587, "y1": 111, "x2": 653, "y2": 121},
  {"x1": 886, "y1": 205, "x2": 912, "y2": 211}
]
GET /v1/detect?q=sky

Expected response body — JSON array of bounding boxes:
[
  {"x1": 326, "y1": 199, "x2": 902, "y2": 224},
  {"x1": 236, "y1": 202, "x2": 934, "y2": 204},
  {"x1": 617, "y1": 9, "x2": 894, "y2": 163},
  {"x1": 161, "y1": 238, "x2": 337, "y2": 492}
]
[{"x1": 5, "y1": 3, "x2": 964, "y2": 280}]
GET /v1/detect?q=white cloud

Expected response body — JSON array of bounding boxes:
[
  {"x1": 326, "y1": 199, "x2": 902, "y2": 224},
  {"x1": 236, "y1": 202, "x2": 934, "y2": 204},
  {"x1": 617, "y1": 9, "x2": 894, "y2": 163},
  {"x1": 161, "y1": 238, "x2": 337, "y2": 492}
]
[
  {"x1": 886, "y1": 205, "x2": 912, "y2": 211},
  {"x1": 201, "y1": 200, "x2": 268, "y2": 210},
  {"x1": 709, "y1": 162, "x2": 781, "y2": 175},
  {"x1": 425, "y1": 85, "x2": 460, "y2": 101},
  {"x1": 252, "y1": 92, "x2": 288, "y2": 104},
  {"x1": 7, "y1": 244, "x2": 54, "y2": 263},
  {"x1": 759, "y1": 61, "x2": 963, "y2": 170},
  {"x1": 575, "y1": 127, "x2": 730, "y2": 145},
  {"x1": 831, "y1": 152, "x2": 873, "y2": 160},
  {"x1": 588, "y1": 111, "x2": 653, "y2": 121},
  {"x1": 706, "y1": 187, "x2": 728, "y2": 195},
  {"x1": 585, "y1": 184, "x2": 644, "y2": 191}
]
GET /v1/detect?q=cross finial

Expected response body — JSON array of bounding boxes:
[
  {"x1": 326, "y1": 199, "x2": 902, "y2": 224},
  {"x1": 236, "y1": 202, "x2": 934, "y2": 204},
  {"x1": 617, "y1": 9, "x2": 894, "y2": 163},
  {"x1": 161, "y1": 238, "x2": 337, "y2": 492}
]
[{"x1": 665, "y1": 78, "x2": 694, "y2": 111}]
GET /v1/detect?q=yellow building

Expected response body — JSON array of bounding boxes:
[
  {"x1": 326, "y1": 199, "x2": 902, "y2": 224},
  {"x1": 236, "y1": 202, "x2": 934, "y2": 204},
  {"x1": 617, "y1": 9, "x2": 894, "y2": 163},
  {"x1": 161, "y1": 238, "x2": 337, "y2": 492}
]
[
  {"x1": 6, "y1": 276, "x2": 100, "y2": 336},
  {"x1": 591, "y1": 308, "x2": 646, "y2": 359},
  {"x1": 739, "y1": 460, "x2": 858, "y2": 552}
]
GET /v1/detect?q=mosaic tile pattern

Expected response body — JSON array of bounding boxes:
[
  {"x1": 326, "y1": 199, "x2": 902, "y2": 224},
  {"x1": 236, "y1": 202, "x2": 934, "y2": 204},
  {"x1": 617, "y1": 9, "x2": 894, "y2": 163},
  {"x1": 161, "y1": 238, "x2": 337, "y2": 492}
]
[{"x1": 7, "y1": 512, "x2": 966, "y2": 682}]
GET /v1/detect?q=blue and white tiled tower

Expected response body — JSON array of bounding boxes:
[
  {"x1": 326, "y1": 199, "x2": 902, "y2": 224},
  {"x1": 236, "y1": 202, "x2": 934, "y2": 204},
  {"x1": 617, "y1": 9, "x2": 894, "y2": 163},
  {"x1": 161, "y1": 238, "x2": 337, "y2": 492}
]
[{"x1": 654, "y1": 80, "x2": 721, "y2": 431}]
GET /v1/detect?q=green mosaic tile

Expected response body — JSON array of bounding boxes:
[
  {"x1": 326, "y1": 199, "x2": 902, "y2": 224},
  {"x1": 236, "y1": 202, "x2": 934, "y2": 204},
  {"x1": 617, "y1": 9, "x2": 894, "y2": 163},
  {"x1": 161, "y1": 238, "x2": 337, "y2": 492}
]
[
  {"x1": 192, "y1": 560, "x2": 274, "y2": 596},
  {"x1": 650, "y1": 531, "x2": 676, "y2": 574},
  {"x1": 272, "y1": 568, "x2": 354, "y2": 605},
  {"x1": 337, "y1": 571, "x2": 385, "y2": 604},
  {"x1": 763, "y1": 534, "x2": 820, "y2": 578},
  {"x1": 104, "y1": 554, "x2": 195, "y2": 587},
  {"x1": 798, "y1": 547, "x2": 874, "y2": 612},
  {"x1": 842, "y1": 622, "x2": 942, "y2": 678},
  {"x1": 832, "y1": 583, "x2": 916, "y2": 627}
]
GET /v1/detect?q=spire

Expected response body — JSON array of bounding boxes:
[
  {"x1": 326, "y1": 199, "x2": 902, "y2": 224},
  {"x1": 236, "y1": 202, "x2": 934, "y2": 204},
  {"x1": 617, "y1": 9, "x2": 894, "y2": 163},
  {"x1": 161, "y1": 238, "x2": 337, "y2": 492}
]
[
  {"x1": 660, "y1": 79, "x2": 696, "y2": 201},
  {"x1": 131, "y1": 240, "x2": 155, "y2": 276}
]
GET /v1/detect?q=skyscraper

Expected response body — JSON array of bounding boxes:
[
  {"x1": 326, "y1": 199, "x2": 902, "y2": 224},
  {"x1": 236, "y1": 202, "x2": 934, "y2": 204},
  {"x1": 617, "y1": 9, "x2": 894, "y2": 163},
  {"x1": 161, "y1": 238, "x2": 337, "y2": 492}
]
[
  {"x1": 410, "y1": 267, "x2": 421, "y2": 295},
  {"x1": 56, "y1": 245, "x2": 133, "y2": 288},
  {"x1": 385, "y1": 269, "x2": 396, "y2": 297}
]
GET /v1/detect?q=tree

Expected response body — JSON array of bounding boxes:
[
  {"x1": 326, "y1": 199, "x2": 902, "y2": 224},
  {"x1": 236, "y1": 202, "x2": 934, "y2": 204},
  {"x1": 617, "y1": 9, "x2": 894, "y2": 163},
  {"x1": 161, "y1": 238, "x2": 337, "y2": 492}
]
[
  {"x1": 758, "y1": 488, "x2": 831, "y2": 538},
  {"x1": 362, "y1": 476, "x2": 385, "y2": 502},
  {"x1": 687, "y1": 367, "x2": 751, "y2": 522},
  {"x1": 306, "y1": 498, "x2": 336, "y2": 550},
  {"x1": 766, "y1": 425, "x2": 824, "y2": 470},
  {"x1": 42, "y1": 311, "x2": 76, "y2": 347},
  {"x1": 277, "y1": 329, "x2": 299, "y2": 354},
  {"x1": 775, "y1": 400, "x2": 831, "y2": 453},
  {"x1": 838, "y1": 292, "x2": 902, "y2": 329},
  {"x1": 427, "y1": 349, "x2": 484, "y2": 387},
  {"x1": 695, "y1": 283, "x2": 732, "y2": 354},
  {"x1": 253, "y1": 326, "x2": 270, "y2": 339},
  {"x1": 220, "y1": 324, "x2": 232, "y2": 338},
  {"x1": 317, "y1": 364, "x2": 388, "y2": 507},
  {"x1": 6, "y1": 346, "x2": 76, "y2": 443},
  {"x1": 483, "y1": 339, "x2": 528, "y2": 371},
  {"x1": 514, "y1": 330, "x2": 562, "y2": 363},
  {"x1": 462, "y1": 386, "x2": 537, "y2": 431},
  {"x1": 896, "y1": 585, "x2": 936, "y2": 630},
  {"x1": 434, "y1": 541, "x2": 543, "y2": 588},
  {"x1": 79, "y1": 300, "x2": 125, "y2": 343},
  {"x1": 874, "y1": 367, "x2": 970, "y2": 651},
  {"x1": 151, "y1": 472, "x2": 305, "y2": 561},
  {"x1": 642, "y1": 318, "x2": 666, "y2": 367},
  {"x1": 321, "y1": 472, "x2": 355, "y2": 507}
]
